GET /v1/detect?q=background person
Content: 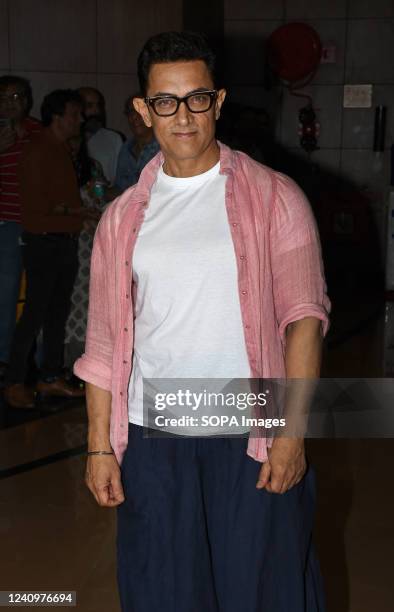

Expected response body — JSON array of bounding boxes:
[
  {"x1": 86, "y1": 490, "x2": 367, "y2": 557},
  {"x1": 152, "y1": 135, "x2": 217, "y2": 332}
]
[
  {"x1": 4, "y1": 89, "x2": 88, "y2": 409},
  {"x1": 0, "y1": 76, "x2": 41, "y2": 386},
  {"x1": 64, "y1": 132, "x2": 107, "y2": 368},
  {"x1": 78, "y1": 86, "x2": 123, "y2": 185},
  {"x1": 114, "y1": 93, "x2": 159, "y2": 193}
]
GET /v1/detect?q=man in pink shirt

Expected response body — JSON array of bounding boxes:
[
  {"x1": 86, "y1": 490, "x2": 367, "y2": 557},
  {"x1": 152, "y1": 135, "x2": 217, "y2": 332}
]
[{"x1": 75, "y1": 31, "x2": 330, "y2": 612}]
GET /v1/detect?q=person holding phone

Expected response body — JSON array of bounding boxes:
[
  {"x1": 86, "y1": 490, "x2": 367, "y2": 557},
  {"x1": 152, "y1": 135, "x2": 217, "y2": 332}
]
[{"x1": 0, "y1": 76, "x2": 41, "y2": 387}]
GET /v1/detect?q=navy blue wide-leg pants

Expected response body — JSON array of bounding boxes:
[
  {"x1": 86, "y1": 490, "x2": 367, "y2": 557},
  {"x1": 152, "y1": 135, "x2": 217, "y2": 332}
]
[{"x1": 117, "y1": 425, "x2": 326, "y2": 612}]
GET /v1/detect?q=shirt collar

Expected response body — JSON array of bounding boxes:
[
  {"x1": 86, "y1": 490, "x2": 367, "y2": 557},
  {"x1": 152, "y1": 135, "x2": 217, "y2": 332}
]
[{"x1": 131, "y1": 140, "x2": 234, "y2": 202}]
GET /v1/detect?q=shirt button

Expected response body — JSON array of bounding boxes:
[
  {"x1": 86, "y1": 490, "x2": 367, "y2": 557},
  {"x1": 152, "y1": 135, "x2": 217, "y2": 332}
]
[
  {"x1": 120, "y1": 423, "x2": 124, "y2": 428},
  {"x1": 232, "y1": 223, "x2": 238, "y2": 227},
  {"x1": 123, "y1": 360, "x2": 127, "y2": 364},
  {"x1": 240, "y1": 255, "x2": 246, "y2": 260},
  {"x1": 124, "y1": 327, "x2": 128, "y2": 332},
  {"x1": 120, "y1": 391, "x2": 123, "y2": 396},
  {"x1": 132, "y1": 228, "x2": 136, "y2": 233},
  {"x1": 241, "y1": 290, "x2": 247, "y2": 295},
  {"x1": 125, "y1": 261, "x2": 129, "y2": 266},
  {"x1": 245, "y1": 325, "x2": 251, "y2": 329}
]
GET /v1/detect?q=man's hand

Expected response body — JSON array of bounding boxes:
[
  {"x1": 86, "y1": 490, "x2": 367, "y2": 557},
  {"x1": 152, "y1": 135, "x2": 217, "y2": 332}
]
[
  {"x1": 0, "y1": 126, "x2": 16, "y2": 153},
  {"x1": 256, "y1": 437, "x2": 306, "y2": 494},
  {"x1": 85, "y1": 454, "x2": 125, "y2": 507}
]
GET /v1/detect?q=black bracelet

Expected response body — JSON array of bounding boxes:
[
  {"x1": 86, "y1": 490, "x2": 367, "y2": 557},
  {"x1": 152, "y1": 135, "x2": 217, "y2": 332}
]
[{"x1": 87, "y1": 450, "x2": 114, "y2": 456}]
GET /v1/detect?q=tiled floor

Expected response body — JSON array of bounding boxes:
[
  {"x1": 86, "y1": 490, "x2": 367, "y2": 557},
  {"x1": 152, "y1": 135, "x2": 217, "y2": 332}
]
[
  {"x1": 1, "y1": 302, "x2": 393, "y2": 611},
  {"x1": 0, "y1": 403, "x2": 120, "y2": 612}
]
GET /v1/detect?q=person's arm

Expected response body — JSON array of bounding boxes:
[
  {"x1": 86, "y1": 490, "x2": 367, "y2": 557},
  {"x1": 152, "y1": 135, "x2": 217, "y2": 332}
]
[
  {"x1": 73, "y1": 206, "x2": 124, "y2": 507},
  {"x1": 84, "y1": 383, "x2": 125, "y2": 507},
  {"x1": 256, "y1": 317, "x2": 322, "y2": 493},
  {"x1": 256, "y1": 172, "x2": 330, "y2": 493}
]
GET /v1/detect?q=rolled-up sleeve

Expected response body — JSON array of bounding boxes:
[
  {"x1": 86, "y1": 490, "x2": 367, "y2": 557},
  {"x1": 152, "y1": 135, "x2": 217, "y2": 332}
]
[
  {"x1": 73, "y1": 212, "x2": 114, "y2": 390},
  {"x1": 270, "y1": 172, "x2": 331, "y2": 343}
]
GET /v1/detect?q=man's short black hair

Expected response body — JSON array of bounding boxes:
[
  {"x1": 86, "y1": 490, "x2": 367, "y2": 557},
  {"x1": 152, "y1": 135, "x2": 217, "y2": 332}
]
[
  {"x1": 137, "y1": 31, "x2": 216, "y2": 95},
  {"x1": 40, "y1": 89, "x2": 82, "y2": 127},
  {"x1": 0, "y1": 75, "x2": 33, "y2": 114}
]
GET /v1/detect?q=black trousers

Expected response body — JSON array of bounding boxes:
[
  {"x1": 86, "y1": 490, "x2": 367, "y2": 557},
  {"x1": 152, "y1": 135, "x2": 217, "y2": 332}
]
[
  {"x1": 117, "y1": 425, "x2": 326, "y2": 612},
  {"x1": 7, "y1": 232, "x2": 79, "y2": 383}
]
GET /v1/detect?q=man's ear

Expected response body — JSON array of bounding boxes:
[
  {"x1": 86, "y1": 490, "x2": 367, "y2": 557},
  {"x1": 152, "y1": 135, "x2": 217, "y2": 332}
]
[
  {"x1": 215, "y1": 88, "x2": 226, "y2": 120},
  {"x1": 133, "y1": 97, "x2": 152, "y2": 128}
]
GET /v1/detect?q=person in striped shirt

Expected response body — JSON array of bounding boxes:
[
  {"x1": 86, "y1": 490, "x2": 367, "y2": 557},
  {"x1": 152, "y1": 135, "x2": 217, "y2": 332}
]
[{"x1": 0, "y1": 76, "x2": 41, "y2": 385}]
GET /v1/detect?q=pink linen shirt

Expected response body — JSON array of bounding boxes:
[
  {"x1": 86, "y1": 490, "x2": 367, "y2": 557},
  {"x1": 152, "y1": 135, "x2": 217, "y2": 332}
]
[{"x1": 74, "y1": 141, "x2": 331, "y2": 465}]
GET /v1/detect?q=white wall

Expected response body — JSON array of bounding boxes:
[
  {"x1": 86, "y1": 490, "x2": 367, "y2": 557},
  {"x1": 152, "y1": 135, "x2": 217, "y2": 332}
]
[{"x1": 224, "y1": 0, "x2": 394, "y2": 254}]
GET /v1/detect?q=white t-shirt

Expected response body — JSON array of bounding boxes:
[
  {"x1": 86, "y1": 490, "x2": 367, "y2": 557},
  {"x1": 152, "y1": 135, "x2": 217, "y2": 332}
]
[
  {"x1": 87, "y1": 127, "x2": 123, "y2": 184},
  {"x1": 128, "y1": 161, "x2": 251, "y2": 434}
]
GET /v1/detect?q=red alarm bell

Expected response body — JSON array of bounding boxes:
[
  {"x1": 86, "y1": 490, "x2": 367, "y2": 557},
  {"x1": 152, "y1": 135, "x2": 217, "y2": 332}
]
[{"x1": 267, "y1": 22, "x2": 322, "y2": 88}]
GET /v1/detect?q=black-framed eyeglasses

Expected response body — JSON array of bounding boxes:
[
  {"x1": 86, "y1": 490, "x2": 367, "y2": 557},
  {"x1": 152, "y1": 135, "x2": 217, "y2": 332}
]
[{"x1": 144, "y1": 90, "x2": 218, "y2": 117}]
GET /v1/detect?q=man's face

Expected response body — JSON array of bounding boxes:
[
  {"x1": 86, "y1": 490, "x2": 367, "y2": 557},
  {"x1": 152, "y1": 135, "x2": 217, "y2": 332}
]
[
  {"x1": 81, "y1": 90, "x2": 103, "y2": 121},
  {"x1": 0, "y1": 85, "x2": 28, "y2": 122},
  {"x1": 58, "y1": 102, "x2": 82, "y2": 140},
  {"x1": 127, "y1": 107, "x2": 152, "y2": 140},
  {"x1": 134, "y1": 60, "x2": 226, "y2": 166}
]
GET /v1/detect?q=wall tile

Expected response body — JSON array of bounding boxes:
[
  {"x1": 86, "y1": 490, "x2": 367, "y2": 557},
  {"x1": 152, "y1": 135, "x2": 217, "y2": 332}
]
[
  {"x1": 227, "y1": 19, "x2": 346, "y2": 87},
  {"x1": 280, "y1": 85, "x2": 343, "y2": 148},
  {"x1": 226, "y1": 85, "x2": 283, "y2": 140},
  {"x1": 285, "y1": 147, "x2": 341, "y2": 175},
  {"x1": 285, "y1": 0, "x2": 347, "y2": 19},
  {"x1": 224, "y1": 0, "x2": 284, "y2": 20},
  {"x1": 369, "y1": 207, "x2": 387, "y2": 262},
  {"x1": 224, "y1": 20, "x2": 282, "y2": 85},
  {"x1": 310, "y1": 147, "x2": 341, "y2": 176},
  {"x1": 97, "y1": 73, "x2": 140, "y2": 135},
  {"x1": 227, "y1": 86, "x2": 269, "y2": 108},
  {"x1": 9, "y1": 0, "x2": 97, "y2": 72},
  {"x1": 97, "y1": 0, "x2": 182, "y2": 74},
  {"x1": 280, "y1": 147, "x2": 342, "y2": 191},
  {"x1": 342, "y1": 107, "x2": 376, "y2": 151},
  {"x1": 0, "y1": 0, "x2": 9, "y2": 70},
  {"x1": 227, "y1": 85, "x2": 282, "y2": 113},
  {"x1": 348, "y1": 0, "x2": 394, "y2": 18},
  {"x1": 342, "y1": 85, "x2": 394, "y2": 150},
  {"x1": 345, "y1": 20, "x2": 394, "y2": 84},
  {"x1": 14, "y1": 72, "x2": 98, "y2": 121},
  {"x1": 340, "y1": 149, "x2": 390, "y2": 193}
]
